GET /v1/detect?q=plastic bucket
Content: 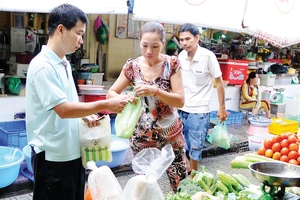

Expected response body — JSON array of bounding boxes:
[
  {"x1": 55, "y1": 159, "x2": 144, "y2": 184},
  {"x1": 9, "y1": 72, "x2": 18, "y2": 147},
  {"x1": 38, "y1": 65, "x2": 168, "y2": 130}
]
[
  {"x1": 96, "y1": 135, "x2": 129, "y2": 168},
  {"x1": 259, "y1": 74, "x2": 276, "y2": 86},
  {"x1": 22, "y1": 145, "x2": 33, "y2": 174},
  {"x1": 261, "y1": 91, "x2": 271, "y2": 100},
  {"x1": 0, "y1": 146, "x2": 25, "y2": 188}
]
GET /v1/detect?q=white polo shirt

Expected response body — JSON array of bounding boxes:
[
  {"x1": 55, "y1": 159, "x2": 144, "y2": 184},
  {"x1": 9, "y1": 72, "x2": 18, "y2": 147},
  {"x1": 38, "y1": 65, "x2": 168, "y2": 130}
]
[
  {"x1": 26, "y1": 45, "x2": 81, "y2": 162},
  {"x1": 178, "y1": 45, "x2": 222, "y2": 113}
]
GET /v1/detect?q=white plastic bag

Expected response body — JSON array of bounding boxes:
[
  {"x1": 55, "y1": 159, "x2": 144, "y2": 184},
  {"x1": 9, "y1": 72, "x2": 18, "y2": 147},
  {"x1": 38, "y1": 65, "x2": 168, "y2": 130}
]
[
  {"x1": 121, "y1": 144, "x2": 175, "y2": 200},
  {"x1": 86, "y1": 161, "x2": 122, "y2": 200},
  {"x1": 79, "y1": 115, "x2": 112, "y2": 168}
]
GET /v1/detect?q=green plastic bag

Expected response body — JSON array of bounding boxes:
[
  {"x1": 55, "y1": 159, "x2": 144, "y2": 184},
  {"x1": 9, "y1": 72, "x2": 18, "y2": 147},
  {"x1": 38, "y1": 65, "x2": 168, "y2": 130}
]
[
  {"x1": 7, "y1": 76, "x2": 21, "y2": 95},
  {"x1": 206, "y1": 122, "x2": 230, "y2": 150},
  {"x1": 96, "y1": 25, "x2": 107, "y2": 45},
  {"x1": 115, "y1": 97, "x2": 144, "y2": 139}
]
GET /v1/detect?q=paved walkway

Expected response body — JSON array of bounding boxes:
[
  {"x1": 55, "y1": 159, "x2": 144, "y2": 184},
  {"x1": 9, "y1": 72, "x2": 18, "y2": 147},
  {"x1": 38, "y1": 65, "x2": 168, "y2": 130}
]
[{"x1": 0, "y1": 120, "x2": 255, "y2": 199}]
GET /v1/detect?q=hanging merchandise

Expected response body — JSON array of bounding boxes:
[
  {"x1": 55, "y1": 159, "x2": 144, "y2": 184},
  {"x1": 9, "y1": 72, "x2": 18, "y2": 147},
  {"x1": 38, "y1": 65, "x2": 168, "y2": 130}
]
[
  {"x1": 94, "y1": 15, "x2": 102, "y2": 32},
  {"x1": 166, "y1": 40, "x2": 177, "y2": 51},
  {"x1": 7, "y1": 76, "x2": 21, "y2": 95},
  {"x1": 94, "y1": 15, "x2": 108, "y2": 45},
  {"x1": 96, "y1": 25, "x2": 107, "y2": 45}
]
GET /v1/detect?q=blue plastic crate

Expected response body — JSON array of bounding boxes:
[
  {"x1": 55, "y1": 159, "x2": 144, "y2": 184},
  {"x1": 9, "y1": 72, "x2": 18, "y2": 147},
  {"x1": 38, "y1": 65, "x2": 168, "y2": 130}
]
[
  {"x1": 210, "y1": 110, "x2": 244, "y2": 125},
  {"x1": 0, "y1": 120, "x2": 27, "y2": 149}
]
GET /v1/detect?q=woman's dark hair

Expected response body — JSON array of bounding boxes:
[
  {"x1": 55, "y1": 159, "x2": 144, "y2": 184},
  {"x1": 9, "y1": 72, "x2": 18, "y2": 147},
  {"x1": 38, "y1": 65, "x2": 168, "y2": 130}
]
[
  {"x1": 246, "y1": 72, "x2": 257, "y2": 83},
  {"x1": 140, "y1": 22, "x2": 165, "y2": 42},
  {"x1": 178, "y1": 23, "x2": 199, "y2": 37},
  {"x1": 48, "y1": 3, "x2": 88, "y2": 36}
]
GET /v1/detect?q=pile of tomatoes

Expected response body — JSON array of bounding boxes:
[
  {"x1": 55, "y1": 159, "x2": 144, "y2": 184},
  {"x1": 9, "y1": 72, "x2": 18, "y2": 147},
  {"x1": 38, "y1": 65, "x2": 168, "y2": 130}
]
[{"x1": 257, "y1": 133, "x2": 300, "y2": 165}]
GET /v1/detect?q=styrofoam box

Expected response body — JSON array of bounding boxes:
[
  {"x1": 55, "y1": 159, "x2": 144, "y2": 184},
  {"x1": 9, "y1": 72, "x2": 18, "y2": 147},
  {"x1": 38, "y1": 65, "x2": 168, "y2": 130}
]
[
  {"x1": 284, "y1": 97, "x2": 300, "y2": 116},
  {"x1": 259, "y1": 74, "x2": 276, "y2": 87},
  {"x1": 248, "y1": 133, "x2": 273, "y2": 151},
  {"x1": 16, "y1": 63, "x2": 29, "y2": 78},
  {"x1": 91, "y1": 73, "x2": 104, "y2": 85}
]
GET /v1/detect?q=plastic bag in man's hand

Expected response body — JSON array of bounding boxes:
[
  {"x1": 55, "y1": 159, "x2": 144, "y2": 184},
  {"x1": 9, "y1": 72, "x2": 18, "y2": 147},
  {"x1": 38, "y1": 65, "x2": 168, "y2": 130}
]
[
  {"x1": 121, "y1": 144, "x2": 175, "y2": 200},
  {"x1": 206, "y1": 122, "x2": 230, "y2": 149},
  {"x1": 115, "y1": 97, "x2": 144, "y2": 139},
  {"x1": 79, "y1": 115, "x2": 112, "y2": 168}
]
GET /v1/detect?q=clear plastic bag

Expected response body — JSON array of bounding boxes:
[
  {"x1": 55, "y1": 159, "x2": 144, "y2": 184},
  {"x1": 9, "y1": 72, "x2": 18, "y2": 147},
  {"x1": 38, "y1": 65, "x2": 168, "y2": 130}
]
[
  {"x1": 115, "y1": 97, "x2": 144, "y2": 139},
  {"x1": 121, "y1": 144, "x2": 175, "y2": 200},
  {"x1": 206, "y1": 122, "x2": 231, "y2": 150},
  {"x1": 79, "y1": 115, "x2": 112, "y2": 168},
  {"x1": 86, "y1": 161, "x2": 122, "y2": 200}
]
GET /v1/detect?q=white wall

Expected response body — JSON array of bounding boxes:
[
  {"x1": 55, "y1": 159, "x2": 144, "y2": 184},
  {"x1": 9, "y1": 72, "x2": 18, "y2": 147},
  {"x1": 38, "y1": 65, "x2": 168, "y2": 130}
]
[{"x1": 0, "y1": 96, "x2": 25, "y2": 121}]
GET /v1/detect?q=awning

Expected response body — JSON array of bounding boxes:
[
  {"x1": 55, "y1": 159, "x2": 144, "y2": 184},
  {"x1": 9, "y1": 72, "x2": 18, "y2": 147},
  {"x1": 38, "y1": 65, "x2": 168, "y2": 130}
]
[
  {"x1": 132, "y1": 0, "x2": 300, "y2": 48},
  {"x1": 132, "y1": 0, "x2": 245, "y2": 33},
  {"x1": 0, "y1": 0, "x2": 129, "y2": 14},
  {"x1": 243, "y1": 0, "x2": 300, "y2": 48}
]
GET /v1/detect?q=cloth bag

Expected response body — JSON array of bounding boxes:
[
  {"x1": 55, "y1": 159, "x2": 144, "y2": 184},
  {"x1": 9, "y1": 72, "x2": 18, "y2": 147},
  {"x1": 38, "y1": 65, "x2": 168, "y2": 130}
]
[
  {"x1": 115, "y1": 97, "x2": 144, "y2": 139},
  {"x1": 206, "y1": 122, "x2": 231, "y2": 150},
  {"x1": 79, "y1": 115, "x2": 112, "y2": 168}
]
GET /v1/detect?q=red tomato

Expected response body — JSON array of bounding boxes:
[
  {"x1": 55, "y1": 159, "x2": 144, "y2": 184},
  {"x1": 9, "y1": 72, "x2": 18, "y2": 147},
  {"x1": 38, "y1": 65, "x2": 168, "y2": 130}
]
[
  {"x1": 280, "y1": 155, "x2": 289, "y2": 162},
  {"x1": 281, "y1": 134, "x2": 289, "y2": 140},
  {"x1": 272, "y1": 152, "x2": 281, "y2": 160},
  {"x1": 257, "y1": 146, "x2": 266, "y2": 156},
  {"x1": 289, "y1": 159, "x2": 298, "y2": 165},
  {"x1": 272, "y1": 135, "x2": 282, "y2": 143},
  {"x1": 289, "y1": 143, "x2": 299, "y2": 152},
  {"x1": 280, "y1": 147, "x2": 290, "y2": 156},
  {"x1": 280, "y1": 139, "x2": 289, "y2": 148},
  {"x1": 272, "y1": 142, "x2": 281, "y2": 152},
  {"x1": 265, "y1": 149, "x2": 274, "y2": 158},
  {"x1": 288, "y1": 150, "x2": 299, "y2": 160},
  {"x1": 264, "y1": 139, "x2": 273, "y2": 149},
  {"x1": 297, "y1": 157, "x2": 300, "y2": 164},
  {"x1": 288, "y1": 135, "x2": 298, "y2": 144}
]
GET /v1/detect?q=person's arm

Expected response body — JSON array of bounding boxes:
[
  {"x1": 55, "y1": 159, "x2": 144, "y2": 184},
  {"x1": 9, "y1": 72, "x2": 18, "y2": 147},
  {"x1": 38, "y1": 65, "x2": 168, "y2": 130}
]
[
  {"x1": 53, "y1": 96, "x2": 129, "y2": 119},
  {"x1": 215, "y1": 76, "x2": 227, "y2": 122},
  {"x1": 241, "y1": 83, "x2": 255, "y2": 101},
  {"x1": 256, "y1": 86, "x2": 261, "y2": 100},
  {"x1": 153, "y1": 70, "x2": 184, "y2": 108},
  {"x1": 106, "y1": 69, "x2": 132, "y2": 98}
]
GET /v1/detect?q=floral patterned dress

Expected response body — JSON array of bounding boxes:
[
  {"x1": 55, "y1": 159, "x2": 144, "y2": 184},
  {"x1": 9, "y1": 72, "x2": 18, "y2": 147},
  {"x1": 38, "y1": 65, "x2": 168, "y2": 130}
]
[{"x1": 123, "y1": 55, "x2": 187, "y2": 191}]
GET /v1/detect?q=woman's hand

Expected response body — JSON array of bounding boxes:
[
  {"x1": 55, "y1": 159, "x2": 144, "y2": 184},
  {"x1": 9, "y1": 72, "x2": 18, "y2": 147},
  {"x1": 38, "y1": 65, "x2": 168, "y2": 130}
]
[{"x1": 133, "y1": 84, "x2": 157, "y2": 97}]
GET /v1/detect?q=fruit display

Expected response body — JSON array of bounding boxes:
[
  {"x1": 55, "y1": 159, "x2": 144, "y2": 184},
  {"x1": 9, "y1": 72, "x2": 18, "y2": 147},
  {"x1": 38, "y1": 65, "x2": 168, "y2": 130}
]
[{"x1": 256, "y1": 133, "x2": 299, "y2": 165}]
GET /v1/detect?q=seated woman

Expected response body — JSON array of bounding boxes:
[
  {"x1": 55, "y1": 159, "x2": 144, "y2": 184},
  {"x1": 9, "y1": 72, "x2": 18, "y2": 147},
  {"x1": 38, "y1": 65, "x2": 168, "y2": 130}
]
[{"x1": 240, "y1": 72, "x2": 271, "y2": 118}]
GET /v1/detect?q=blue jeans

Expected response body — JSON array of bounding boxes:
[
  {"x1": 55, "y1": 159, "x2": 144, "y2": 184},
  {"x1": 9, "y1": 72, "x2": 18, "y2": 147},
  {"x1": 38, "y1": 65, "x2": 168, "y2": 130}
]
[{"x1": 178, "y1": 110, "x2": 210, "y2": 161}]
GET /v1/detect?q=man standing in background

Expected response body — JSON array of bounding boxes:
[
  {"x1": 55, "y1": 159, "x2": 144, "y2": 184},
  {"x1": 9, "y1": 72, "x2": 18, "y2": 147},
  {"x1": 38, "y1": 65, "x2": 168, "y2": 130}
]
[{"x1": 177, "y1": 23, "x2": 227, "y2": 174}]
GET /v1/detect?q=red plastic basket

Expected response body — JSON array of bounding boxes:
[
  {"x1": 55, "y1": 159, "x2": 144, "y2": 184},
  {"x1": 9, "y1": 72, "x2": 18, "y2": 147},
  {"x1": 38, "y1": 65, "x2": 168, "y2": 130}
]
[
  {"x1": 84, "y1": 94, "x2": 113, "y2": 114},
  {"x1": 84, "y1": 94, "x2": 106, "y2": 102}
]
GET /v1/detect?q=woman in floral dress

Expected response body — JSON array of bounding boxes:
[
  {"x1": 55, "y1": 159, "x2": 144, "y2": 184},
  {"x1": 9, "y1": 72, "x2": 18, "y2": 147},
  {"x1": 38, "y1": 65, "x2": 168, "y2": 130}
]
[{"x1": 106, "y1": 21, "x2": 187, "y2": 191}]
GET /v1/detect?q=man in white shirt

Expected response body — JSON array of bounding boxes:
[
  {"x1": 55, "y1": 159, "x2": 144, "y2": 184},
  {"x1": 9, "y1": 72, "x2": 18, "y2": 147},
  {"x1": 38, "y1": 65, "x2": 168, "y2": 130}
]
[{"x1": 178, "y1": 23, "x2": 227, "y2": 174}]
